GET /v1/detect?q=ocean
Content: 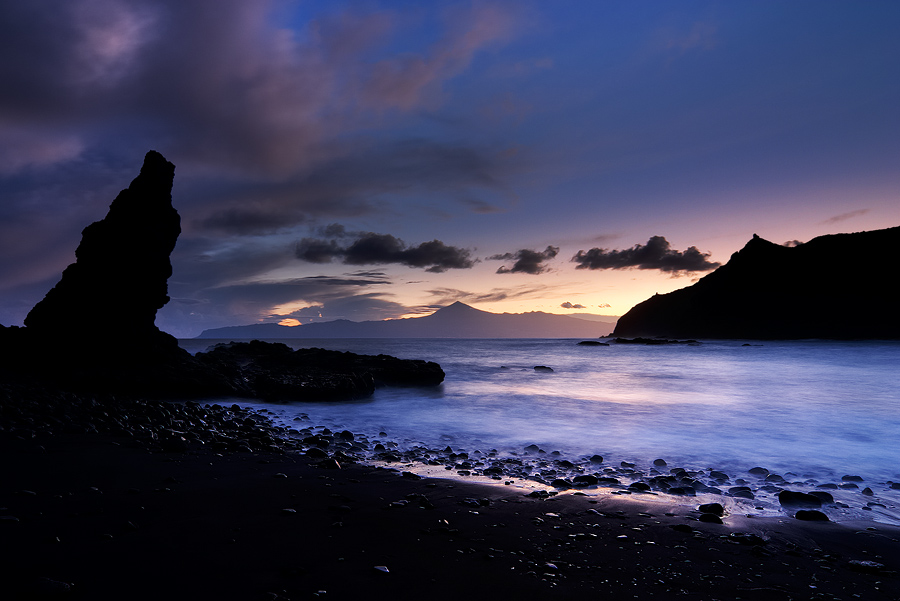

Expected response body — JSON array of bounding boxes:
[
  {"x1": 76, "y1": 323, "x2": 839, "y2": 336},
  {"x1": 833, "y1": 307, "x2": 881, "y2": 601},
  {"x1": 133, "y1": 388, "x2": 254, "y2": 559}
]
[{"x1": 178, "y1": 337, "x2": 900, "y2": 486}]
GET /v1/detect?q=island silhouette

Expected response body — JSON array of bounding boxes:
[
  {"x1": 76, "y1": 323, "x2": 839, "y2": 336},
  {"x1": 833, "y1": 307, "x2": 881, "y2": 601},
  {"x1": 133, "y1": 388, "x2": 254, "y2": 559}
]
[
  {"x1": 615, "y1": 228, "x2": 900, "y2": 339},
  {"x1": 198, "y1": 301, "x2": 617, "y2": 339}
]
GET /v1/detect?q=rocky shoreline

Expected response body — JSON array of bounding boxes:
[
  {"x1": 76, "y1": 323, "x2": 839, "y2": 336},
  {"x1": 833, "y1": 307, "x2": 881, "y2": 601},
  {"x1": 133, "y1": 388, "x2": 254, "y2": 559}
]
[{"x1": 3, "y1": 385, "x2": 899, "y2": 600}]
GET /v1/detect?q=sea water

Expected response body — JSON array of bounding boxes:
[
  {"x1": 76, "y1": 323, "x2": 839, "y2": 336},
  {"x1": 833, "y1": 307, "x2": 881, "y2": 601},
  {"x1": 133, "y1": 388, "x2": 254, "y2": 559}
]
[{"x1": 178, "y1": 338, "x2": 900, "y2": 484}]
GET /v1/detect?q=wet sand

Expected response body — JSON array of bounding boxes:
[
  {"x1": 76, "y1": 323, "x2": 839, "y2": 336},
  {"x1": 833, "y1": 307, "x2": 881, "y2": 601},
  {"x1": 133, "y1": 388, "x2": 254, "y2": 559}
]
[{"x1": 2, "y1": 423, "x2": 899, "y2": 601}]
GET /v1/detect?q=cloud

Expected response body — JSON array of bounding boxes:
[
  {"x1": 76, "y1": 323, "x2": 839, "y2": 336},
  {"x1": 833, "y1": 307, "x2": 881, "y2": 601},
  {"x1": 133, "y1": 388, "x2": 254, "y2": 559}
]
[
  {"x1": 277, "y1": 293, "x2": 412, "y2": 323},
  {"x1": 560, "y1": 302, "x2": 586, "y2": 309},
  {"x1": 296, "y1": 231, "x2": 475, "y2": 273},
  {"x1": 193, "y1": 208, "x2": 308, "y2": 236},
  {"x1": 489, "y1": 245, "x2": 559, "y2": 274},
  {"x1": 0, "y1": 1, "x2": 524, "y2": 333},
  {"x1": 157, "y1": 272, "x2": 397, "y2": 337},
  {"x1": 186, "y1": 138, "x2": 518, "y2": 236},
  {"x1": 572, "y1": 236, "x2": 720, "y2": 273},
  {"x1": 821, "y1": 209, "x2": 869, "y2": 225},
  {"x1": 0, "y1": 127, "x2": 84, "y2": 175},
  {"x1": 360, "y1": 2, "x2": 520, "y2": 111},
  {"x1": 0, "y1": 1, "x2": 522, "y2": 177},
  {"x1": 560, "y1": 302, "x2": 585, "y2": 309},
  {"x1": 427, "y1": 285, "x2": 561, "y2": 306}
]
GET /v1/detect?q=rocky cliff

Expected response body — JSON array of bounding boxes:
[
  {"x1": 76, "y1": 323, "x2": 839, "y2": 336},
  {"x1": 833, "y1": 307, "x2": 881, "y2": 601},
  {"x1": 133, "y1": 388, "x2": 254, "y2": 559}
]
[{"x1": 613, "y1": 227, "x2": 900, "y2": 339}]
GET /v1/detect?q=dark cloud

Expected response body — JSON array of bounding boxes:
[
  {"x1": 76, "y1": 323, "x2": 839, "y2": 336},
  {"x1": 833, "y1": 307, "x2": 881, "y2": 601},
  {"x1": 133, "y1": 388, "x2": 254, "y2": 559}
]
[
  {"x1": 572, "y1": 236, "x2": 720, "y2": 273},
  {"x1": 489, "y1": 246, "x2": 559, "y2": 274},
  {"x1": 183, "y1": 138, "x2": 518, "y2": 237},
  {"x1": 296, "y1": 231, "x2": 475, "y2": 273},
  {"x1": 193, "y1": 208, "x2": 307, "y2": 235},
  {"x1": 295, "y1": 238, "x2": 344, "y2": 264},
  {"x1": 0, "y1": 1, "x2": 522, "y2": 236},
  {"x1": 782, "y1": 240, "x2": 804, "y2": 247},
  {"x1": 560, "y1": 302, "x2": 585, "y2": 309}
]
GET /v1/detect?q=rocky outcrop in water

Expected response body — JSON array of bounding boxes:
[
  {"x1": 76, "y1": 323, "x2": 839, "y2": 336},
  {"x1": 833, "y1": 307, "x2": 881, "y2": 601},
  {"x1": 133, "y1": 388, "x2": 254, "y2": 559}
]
[
  {"x1": 613, "y1": 227, "x2": 900, "y2": 339},
  {"x1": 193, "y1": 341, "x2": 445, "y2": 401}
]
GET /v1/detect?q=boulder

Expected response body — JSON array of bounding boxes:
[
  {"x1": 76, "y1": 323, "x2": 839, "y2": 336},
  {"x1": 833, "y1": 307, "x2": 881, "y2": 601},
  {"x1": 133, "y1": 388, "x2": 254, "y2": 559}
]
[{"x1": 778, "y1": 490, "x2": 822, "y2": 508}]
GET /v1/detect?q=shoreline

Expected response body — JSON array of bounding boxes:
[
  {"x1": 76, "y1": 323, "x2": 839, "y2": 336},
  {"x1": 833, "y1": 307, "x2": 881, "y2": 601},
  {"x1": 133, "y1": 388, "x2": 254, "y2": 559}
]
[
  {"x1": 2, "y1": 391, "x2": 899, "y2": 600},
  {"x1": 250, "y1": 402, "x2": 900, "y2": 529}
]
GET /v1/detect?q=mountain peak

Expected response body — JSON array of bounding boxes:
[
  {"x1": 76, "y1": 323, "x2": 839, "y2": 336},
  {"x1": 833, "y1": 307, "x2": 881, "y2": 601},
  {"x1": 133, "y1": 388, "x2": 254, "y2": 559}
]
[{"x1": 432, "y1": 301, "x2": 483, "y2": 315}]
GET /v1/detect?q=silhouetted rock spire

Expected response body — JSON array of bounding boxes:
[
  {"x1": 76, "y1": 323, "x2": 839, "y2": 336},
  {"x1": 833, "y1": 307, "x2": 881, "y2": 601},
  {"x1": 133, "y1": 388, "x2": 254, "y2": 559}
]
[{"x1": 25, "y1": 151, "x2": 180, "y2": 353}]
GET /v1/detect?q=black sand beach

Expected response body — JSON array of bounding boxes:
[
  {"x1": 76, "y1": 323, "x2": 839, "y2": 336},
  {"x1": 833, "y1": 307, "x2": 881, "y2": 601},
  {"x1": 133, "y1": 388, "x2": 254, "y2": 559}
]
[{"x1": 2, "y1": 391, "x2": 898, "y2": 601}]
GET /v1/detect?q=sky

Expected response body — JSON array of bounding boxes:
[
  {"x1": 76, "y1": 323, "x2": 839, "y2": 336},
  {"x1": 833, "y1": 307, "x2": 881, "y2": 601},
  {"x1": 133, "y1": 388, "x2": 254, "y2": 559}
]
[{"x1": 1, "y1": 0, "x2": 898, "y2": 338}]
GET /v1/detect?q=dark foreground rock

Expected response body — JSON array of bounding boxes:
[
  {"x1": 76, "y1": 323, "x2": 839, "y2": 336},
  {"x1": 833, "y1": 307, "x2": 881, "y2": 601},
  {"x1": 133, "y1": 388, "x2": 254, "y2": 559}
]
[{"x1": 0, "y1": 151, "x2": 443, "y2": 402}]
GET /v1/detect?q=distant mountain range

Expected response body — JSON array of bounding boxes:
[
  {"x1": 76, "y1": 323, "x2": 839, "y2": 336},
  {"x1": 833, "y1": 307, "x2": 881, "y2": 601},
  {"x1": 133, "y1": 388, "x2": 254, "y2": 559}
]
[
  {"x1": 197, "y1": 302, "x2": 618, "y2": 339},
  {"x1": 614, "y1": 226, "x2": 900, "y2": 339}
]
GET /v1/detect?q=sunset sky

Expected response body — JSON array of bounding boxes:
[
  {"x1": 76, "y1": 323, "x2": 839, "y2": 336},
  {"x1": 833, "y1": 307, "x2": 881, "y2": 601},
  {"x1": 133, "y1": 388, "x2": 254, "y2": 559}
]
[{"x1": 1, "y1": 1, "x2": 899, "y2": 337}]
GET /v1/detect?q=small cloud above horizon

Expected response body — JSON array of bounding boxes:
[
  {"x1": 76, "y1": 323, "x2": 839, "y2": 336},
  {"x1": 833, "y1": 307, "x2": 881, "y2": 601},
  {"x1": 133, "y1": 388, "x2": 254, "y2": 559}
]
[
  {"x1": 489, "y1": 245, "x2": 559, "y2": 274},
  {"x1": 560, "y1": 301, "x2": 585, "y2": 309}
]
